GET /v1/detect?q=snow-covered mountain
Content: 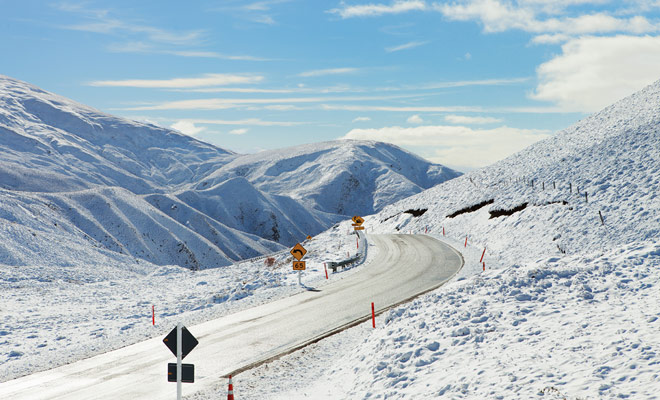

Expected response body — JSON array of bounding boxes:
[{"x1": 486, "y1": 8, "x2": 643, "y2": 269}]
[
  {"x1": 0, "y1": 75, "x2": 459, "y2": 268},
  {"x1": 195, "y1": 140, "x2": 459, "y2": 215}
]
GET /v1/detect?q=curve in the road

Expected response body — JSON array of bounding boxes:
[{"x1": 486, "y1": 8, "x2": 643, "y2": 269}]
[{"x1": 0, "y1": 234, "x2": 463, "y2": 399}]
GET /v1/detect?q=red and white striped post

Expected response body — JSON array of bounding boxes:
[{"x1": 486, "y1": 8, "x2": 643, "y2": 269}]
[{"x1": 227, "y1": 375, "x2": 234, "y2": 400}]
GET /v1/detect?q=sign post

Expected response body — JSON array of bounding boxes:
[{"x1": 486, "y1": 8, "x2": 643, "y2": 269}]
[
  {"x1": 176, "y1": 322, "x2": 182, "y2": 399},
  {"x1": 290, "y1": 243, "x2": 308, "y2": 285},
  {"x1": 163, "y1": 323, "x2": 199, "y2": 399},
  {"x1": 352, "y1": 216, "x2": 365, "y2": 231}
]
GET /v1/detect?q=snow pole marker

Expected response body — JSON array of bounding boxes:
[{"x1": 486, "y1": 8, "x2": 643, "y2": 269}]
[
  {"x1": 371, "y1": 302, "x2": 376, "y2": 328},
  {"x1": 479, "y1": 247, "x2": 486, "y2": 263},
  {"x1": 324, "y1": 263, "x2": 328, "y2": 279},
  {"x1": 425, "y1": 226, "x2": 428, "y2": 234},
  {"x1": 483, "y1": 262, "x2": 485, "y2": 272},
  {"x1": 464, "y1": 236, "x2": 468, "y2": 248},
  {"x1": 227, "y1": 375, "x2": 234, "y2": 400},
  {"x1": 442, "y1": 227, "x2": 445, "y2": 236},
  {"x1": 152, "y1": 305, "x2": 155, "y2": 326}
]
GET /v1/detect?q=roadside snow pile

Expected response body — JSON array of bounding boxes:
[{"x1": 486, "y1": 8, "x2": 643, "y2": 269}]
[{"x1": 318, "y1": 241, "x2": 660, "y2": 399}]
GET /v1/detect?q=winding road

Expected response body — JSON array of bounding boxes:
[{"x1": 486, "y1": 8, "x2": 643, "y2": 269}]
[{"x1": 0, "y1": 234, "x2": 463, "y2": 399}]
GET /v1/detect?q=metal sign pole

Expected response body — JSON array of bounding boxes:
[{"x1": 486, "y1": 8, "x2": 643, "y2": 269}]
[
  {"x1": 176, "y1": 322, "x2": 182, "y2": 400},
  {"x1": 298, "y1": 269, "x2": 302, "y2": 286}
]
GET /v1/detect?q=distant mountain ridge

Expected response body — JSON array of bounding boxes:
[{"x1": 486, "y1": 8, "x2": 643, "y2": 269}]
[{"x1": 0, "y1": 75, "x2": 460, "y2": 269}]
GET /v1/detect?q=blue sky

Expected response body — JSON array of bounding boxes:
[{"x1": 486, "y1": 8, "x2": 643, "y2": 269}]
[{"x1": 3, "y1": 1, "x2": 660, "y2": 170}]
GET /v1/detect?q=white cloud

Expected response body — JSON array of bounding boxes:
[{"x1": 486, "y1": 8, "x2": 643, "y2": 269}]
[
  {"x1": 177, "y1": 118, "x2": 303, "y2": 127},
  {"x1": 353, "y1": 116, "x2": 372, "y2": 122},
  {"x1": 531, "y1": 33, "x2": 571, "y2": 44},
  {"x1": 436, "y1": 0, "x2": 658, "y2": 36},
  {"x1": 170, "y1": 121, "x2": 205, "y2": 136},
  {"x1": 61, "y1": 10, "x2": 204, "y2": 46},
  {"x1": 411, "y1": 77, "x2": 529, "y2": 89},
  {"x1": 329, "y1": 0, "x2": 428, "y2": 18},
  {"x1": 298, "y1": 68, "x2": 359, "y2": 77},
  {"x1": 385, "y1": 40, "x2": 429, "y2": 52},
  {"x1": 89, "y1": 73, "x2": 264, "y2": 88},
  {"x1": 531, "y1": 35, "x2": 660, "y2": 112},
  {"x1": 341, "y1": 124, "x2": 551, "y2": 169},
  {"x1": 229, "y1": 128, "x2": 249, "y2": 135},
  {"x1": 106, "y1": 40, "x2": 268, "y2": 62},
  {"x1": 445, "y1": 114, "x2": 503, "y2": 124},
  {"x1": 321, "y1": 104, "x2": 482, "y2": 112},
  {"x1": 122, "y1": 94, "x2": 418, "y2": 111},
  {"x1": 407, "y1": 114, "x2": 424, "y2": 124}
]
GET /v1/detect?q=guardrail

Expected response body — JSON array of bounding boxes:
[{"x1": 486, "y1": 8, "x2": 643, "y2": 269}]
[
  {"x1": 327, "y1": 230, "x2": 368, "y2": 272},
  {"x1": 233, "y1": 247, "x2": 289, "y2": 266}
]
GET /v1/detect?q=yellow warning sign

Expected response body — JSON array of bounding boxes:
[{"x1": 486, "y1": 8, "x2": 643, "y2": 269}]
[
  {"x1": 352, "y1": 216, "x2": 364, "y2": 225},
  {"x1": 306, "y1": 235, "x2": 312, "y2": 240},
  {"x1": 354, "y1": 226, "x2": 365, "y2": 231},
  {"x1": 290, "y1": 243, "x2": 307, "y2": 261},
  {"x1": 292, "y1": 261, "x2": 306, "y2": 271}
]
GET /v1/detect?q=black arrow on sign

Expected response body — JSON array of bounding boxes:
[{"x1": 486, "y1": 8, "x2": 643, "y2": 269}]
[{"x1": 292, "y1": 249, "x2": 304, "y2": 259}]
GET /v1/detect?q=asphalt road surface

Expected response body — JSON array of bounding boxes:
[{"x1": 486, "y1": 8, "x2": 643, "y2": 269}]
[{"x1": 0, "y1": 234, "x2": 463, "y2": 399}]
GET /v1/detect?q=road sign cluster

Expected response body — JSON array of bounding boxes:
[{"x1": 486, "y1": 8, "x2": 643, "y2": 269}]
[
  {"x1": 163, "y1": 323, "x2": 199, "y2": 399},
  {"x1": 290, "y1": 243, "x2": 307, "y2": 270},
  {"x1": 352, "y1": 215, "x2": 365, "y2": 231}
]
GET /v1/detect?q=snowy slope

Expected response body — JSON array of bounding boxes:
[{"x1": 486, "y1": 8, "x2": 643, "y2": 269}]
[{"x1": 0, "y1": 76, "x2": 233, "y2": 194}]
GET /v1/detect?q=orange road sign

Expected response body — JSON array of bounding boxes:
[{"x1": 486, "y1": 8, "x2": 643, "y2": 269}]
[
  {"x1": 290, "y1": 243, "x2": 307, "y2": 261},
  {"x1": 352, "y1": 216, "x2": 364, "y2": 225},
  {"x1": 306, "y1": 235, "x2": 312, "y2": 240},
  {"x1": 354, "y1": 226, "x2": 365, "y2": 230},
  {"x1": 293, "y1": 261, "x2": 306, "y2": 271}
]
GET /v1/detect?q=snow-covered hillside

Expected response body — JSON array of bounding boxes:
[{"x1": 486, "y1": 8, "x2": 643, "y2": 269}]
[{"x1": 0, "y1": 75, "x2": 459, "y2": 268}]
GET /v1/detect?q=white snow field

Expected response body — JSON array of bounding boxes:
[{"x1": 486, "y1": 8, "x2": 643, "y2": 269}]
[{"x1": 3, "y1": 72, "x2": 660, "y2": 400}]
